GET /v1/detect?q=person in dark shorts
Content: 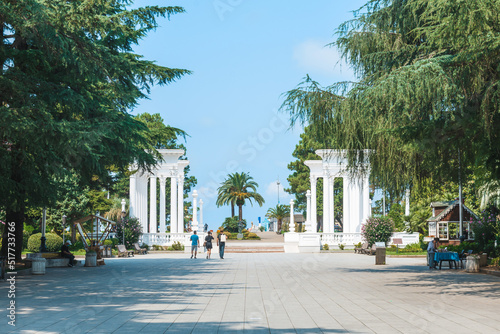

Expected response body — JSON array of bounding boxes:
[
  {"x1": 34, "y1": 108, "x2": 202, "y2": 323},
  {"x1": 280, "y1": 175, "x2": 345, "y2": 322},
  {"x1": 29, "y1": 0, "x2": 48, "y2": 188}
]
[
  {"x1": 217, "y1": 230, "x2": 227, "y2": 259},
  {"x1": 205, "y1": 231, "x2": 214, "y2": 259},
  {"x1": 190, "y1": 230, "x2": 199, "y2": 259},
  {"x1": 61, "y1": 240, "x2": 75, "y2": 267}
]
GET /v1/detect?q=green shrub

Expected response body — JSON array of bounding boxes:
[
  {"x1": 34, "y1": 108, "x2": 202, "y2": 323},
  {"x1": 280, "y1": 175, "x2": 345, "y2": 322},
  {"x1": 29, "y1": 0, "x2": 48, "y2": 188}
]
[
  {"x1": 259, "y1": 226, "x2": 265, "y2": 232},
  {"x1": 245, "y1": 232, "x2": 260, "y2": 239},
  {"x1": 354, "y1": 242, "x2": 362, "y2": 248},
  {"x1": 115, "y1": 217, "x2": 142, "y2": 249},
  {"x1": 323, "y1": 244, "x2": 329, "y2": 250},
  {"x1": 171, "y1": 241, "x2": 184, "y2": 251},
  {"x1": 103, "y1": 239, "x2": 113, "y2": 246},
  {"x1": 69, "y1": 240, "x2": 85, "y2": 251},
  {"x1": 27, "y1": 233, "x2": 63, "y2": 252},
  {"x1": 491, "y1": 257, "x2": 500, "y2": 267},
  {"x1": 339, "y1": 243, "x2": 345, "y2": 250},
  {"x1": 361, "y1": 216, "x2": 394, "y2": 247},
  {"x1": 222, "y1": 217, "x2": 247, "y2": 233}
]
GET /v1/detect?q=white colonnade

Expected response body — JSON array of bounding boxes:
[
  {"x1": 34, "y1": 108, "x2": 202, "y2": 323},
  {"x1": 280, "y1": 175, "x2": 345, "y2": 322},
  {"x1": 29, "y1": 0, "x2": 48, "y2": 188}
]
[
  {"x1": 304, "y1": 150, "x2": 371, "y2": 234},
  {"x1": 129, "y1": 149, "x2": 189, "y2": 240}
]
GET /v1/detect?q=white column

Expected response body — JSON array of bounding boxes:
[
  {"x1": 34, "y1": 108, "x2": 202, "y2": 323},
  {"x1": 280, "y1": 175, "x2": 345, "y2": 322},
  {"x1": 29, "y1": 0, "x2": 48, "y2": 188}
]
[
  {"x1": 177, "y1": 175, "x2": 184, "y2": 233},
  {"x1": 350, "y1": 181, "x2": 360, "y2": 234},
  {"x1": 129, "y1": 173, "x2": 137, "y2": 218},
  {"x1": 405, "y1": 188, "x2": 410, "y2": 216},
  {"x1": 306, "y1": 189, "x2": 312, "y2": 232},
  {"x1": 170, "y1": 174, "x2": 178, "y2": 234},
  {"x1": 159, "y1": 176, "x2": 166, "y2": 233},
  {"x1": 323, "y1": 175, "x2": 329, "y2": 233},
  {"x1": 192, "y1": 190, "x2": 198, "y2": 231},
  {"x1": 362, "y1": 174, "x2": 371, "y2": 229},
  {"x1": 139, "y1": 173, "x2": 148, "y2": 233},
  {"x1": 199, "y1": 199, "x2": 204, "y2": 230},
  {"x1": 329, "y1": 175, "x2": 334, "y2": 233},
  {"x1": 310, "y1": 176, "x2": 317, "y2": 232},
  {"x1": 343, "y1": 176, "x2": 350, "y2": 234},
  {"x1": 289, "y1": 199, "x2": 295, "y2": 233},
  {"x1": 149, "y1": 175, "x2": 157, "y2": 233}
]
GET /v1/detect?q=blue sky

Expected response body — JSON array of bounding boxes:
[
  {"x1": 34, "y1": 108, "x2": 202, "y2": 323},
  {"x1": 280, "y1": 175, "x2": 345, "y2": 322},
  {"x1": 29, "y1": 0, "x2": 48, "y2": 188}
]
[{"x1": 132, "y1": 0, "x2": 367, "y2": 230}]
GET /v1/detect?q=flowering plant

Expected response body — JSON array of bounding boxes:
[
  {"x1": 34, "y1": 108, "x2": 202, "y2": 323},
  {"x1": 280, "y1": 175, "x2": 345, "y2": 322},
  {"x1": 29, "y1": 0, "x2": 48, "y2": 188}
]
[
  {"x1": 115, "y1": 217, "x2": 142, "y2": 249},
  {"x1": 361, "y1": 216, "x2": 394, "y2": 247},
  {"x1": 470, "y1": 209, "x2": 500, "y2": 256}
]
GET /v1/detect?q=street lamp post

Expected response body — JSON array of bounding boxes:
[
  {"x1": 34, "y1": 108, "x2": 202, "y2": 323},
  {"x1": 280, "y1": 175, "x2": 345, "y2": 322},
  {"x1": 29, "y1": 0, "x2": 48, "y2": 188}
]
[
  {"x1": 40, "y1": 207, "x2": 47, "y2": 252},
  {"x1": 62, "y1": 215, "x2": 67, "y2": 244},
  {"x1": 277, "y1": 177, "x2": 280, "y2": 205},
  {"x1": 121, "y1": 199, "x2": 126, "y2": 245}
]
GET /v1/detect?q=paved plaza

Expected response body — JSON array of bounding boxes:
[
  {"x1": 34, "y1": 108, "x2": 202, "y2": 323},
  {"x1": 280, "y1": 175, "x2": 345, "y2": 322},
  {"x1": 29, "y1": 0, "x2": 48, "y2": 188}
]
[{"x1": 1, "y1": 253, "x2": 500, "y2": 334}]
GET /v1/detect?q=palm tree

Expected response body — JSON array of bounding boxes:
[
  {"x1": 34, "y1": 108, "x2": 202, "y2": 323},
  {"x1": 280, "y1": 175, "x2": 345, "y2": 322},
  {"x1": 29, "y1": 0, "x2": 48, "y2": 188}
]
[
  {"x1": 216, "y1": 179, "x2": 236, "y2": 217},
  {"x1": 266, "y1": 204, "x2": 290, "y2": 232},
  {"x1": 216, "y1": 172, "x2": 265, "y2": 220}
]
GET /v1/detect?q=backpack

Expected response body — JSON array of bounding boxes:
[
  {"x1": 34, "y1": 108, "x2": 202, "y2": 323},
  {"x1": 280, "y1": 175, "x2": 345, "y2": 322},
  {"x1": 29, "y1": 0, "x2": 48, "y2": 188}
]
[{"x1": 220, "y1": 234, "x2": 227, "y2": 242}]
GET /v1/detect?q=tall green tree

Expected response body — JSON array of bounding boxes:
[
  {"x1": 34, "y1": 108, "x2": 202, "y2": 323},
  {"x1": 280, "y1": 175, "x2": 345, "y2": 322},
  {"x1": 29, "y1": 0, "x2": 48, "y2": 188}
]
[
  {"x1": 0, "y1": 1, "x2": 190, "y2": 259},
  {"x1": 266, "y1": 204, "x2": 290, "y2": 232},
  {"x1": 281, "y1": 0, "x2": 500, "y2": 198},
  {"x1": 216, "y1": 172, "x2": 265, "y2": 221}
]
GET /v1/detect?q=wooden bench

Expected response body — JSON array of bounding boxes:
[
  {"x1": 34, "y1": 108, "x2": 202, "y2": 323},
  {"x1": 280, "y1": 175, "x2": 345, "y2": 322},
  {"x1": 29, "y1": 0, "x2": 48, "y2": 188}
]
[
  {"x1": 355, "y1": 242, "x2": 367, "y2": 254},
  {"x1": 133, "y1": 243, "x2": 148, "y2": 255},
  {"x1": 117, "y1": 245, "x2": 134, "y2": 257}
]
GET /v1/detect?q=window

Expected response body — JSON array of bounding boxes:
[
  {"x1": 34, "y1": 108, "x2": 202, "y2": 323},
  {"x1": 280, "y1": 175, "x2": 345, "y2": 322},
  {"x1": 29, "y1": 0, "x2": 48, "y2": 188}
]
[
  {"x1": 449, "y1": 223, "x2": 459, "y2": 240},
  {"x1": 428, "y1": 222, "x2": 437, "y2": 237},
  {"x1": 438, "y1": 222, "x2": 448, "y2": 240}
]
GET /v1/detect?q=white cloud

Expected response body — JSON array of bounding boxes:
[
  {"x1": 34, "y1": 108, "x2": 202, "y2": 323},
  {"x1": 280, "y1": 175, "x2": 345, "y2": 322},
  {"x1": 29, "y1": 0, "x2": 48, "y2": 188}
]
[{"x1": 293, "y1": 39, "x2": 354, "y2": 79}]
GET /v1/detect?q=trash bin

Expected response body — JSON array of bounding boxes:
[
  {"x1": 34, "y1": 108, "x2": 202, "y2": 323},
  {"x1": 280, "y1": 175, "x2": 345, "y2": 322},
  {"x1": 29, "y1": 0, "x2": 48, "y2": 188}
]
[
  {"x1": 479, "y1": 253, "x2": 487, "y2": 267},
  {"x1": 31, "y1": 258, "x2": 46, "y2": 275},
  {"x1": 466, "y1": 256, "x2": 479, "y2": 273},
  {"x1": 375, "y1": 242, "x2": 386, "y2": 265},
  {"x1": 85, "y1": 252, "x2": 97, "y2": 267}
]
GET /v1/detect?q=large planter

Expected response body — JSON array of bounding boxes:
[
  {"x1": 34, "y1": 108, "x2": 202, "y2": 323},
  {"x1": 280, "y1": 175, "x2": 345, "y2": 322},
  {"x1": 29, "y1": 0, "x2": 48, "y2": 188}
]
[
  {"x1": 479, "y1": 253, "x2": 488, "y2": 267},
  {"x1": 31, "y1": 258, "x2": 46, "y2": 275},
  {"x1": 466, "y1": 256, "x2": 480, "y2": 273},
  {"x1": 85, "y1": 253, "x2": 97, "y2": 267}
]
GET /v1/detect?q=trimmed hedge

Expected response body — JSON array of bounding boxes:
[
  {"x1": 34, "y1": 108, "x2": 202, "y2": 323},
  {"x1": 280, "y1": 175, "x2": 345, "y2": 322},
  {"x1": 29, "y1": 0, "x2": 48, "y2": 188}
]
[{"x1": 27, "y1": 233, "x2": 63, "y2": 253}]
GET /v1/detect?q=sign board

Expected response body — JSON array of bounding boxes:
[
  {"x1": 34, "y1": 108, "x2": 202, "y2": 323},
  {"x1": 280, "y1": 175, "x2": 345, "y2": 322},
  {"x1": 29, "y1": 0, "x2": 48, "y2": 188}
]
[{"x1": 375, "y1": 242, "x2": 386, "y2": 248}]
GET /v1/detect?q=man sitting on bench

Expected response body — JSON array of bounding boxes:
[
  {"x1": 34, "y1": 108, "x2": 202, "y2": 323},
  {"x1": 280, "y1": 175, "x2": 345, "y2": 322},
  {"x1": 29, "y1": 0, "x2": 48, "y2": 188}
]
[{"x1": 61, "y1": 240, "x2": 75, "y2": 267}]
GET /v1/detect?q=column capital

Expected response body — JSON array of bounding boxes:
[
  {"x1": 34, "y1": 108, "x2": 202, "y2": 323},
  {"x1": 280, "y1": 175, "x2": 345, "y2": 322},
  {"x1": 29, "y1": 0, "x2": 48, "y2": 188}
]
[
  {"x1": 192, "y1": 189, "x2": 198, "y2": 198},
  {"x1": 159, "y1": 175, "x2": 166, "y2": 184},
  {"x1": 306, "y1": 189, "x2": 311, "y2": 198},
  {"x1": 169, "y1": 168, "x2": 178, "y2": 177}
]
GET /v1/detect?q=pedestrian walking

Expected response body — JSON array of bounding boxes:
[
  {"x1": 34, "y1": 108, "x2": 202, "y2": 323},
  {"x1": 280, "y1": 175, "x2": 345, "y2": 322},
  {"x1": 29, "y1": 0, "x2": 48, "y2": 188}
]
[
  {"x1": 190, "y1": 230, "x2": 199, "y2": 259},
  {"x1": 217, "y1": 229, "x2": 227, "y2": 259},
  {"x1": 205, "y1": 231, "x2": 214, "y2": 259}
]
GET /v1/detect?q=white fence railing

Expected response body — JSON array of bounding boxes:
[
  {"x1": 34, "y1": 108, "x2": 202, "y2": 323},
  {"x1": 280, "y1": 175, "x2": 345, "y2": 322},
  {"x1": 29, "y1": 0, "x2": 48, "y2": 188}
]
[
  {"x1": 139, "y1": 233, "x2": 205, "y2": 246},
  {"x1": 320, "y1": 232, "x2": 420, "y2": 249}
]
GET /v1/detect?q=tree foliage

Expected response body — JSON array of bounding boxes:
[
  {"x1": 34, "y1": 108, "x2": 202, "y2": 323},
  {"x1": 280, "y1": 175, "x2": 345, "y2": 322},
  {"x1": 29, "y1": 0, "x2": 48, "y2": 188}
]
[
  {"x1": 266, "y1": 204, "x2": 290, "y2": 232},
  {"x1": 281, "y1": 0, "x2": 500, "y2": 197},
  {"x1": 216, "y1": 172, "x2": 265, "y2": 221},
  {"x1": 0, "y1": 0, "x2": 190, "y2": 259}
]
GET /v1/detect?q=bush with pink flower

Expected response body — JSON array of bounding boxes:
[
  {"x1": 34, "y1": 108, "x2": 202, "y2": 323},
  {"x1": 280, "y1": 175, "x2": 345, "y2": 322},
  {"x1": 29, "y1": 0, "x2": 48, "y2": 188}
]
[
  {"x1": 115, "y1": 217, "x2": 142, "y2": 249},
  {"x1": 361, "y1": 216, "x2": 394, "y2": 247}
]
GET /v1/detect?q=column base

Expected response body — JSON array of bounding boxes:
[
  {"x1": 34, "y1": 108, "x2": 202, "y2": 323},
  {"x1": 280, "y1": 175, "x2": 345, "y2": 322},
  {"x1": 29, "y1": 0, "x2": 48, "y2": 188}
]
[{"x1": 298, "y1": 233, "x2": 321, "y2": 253}]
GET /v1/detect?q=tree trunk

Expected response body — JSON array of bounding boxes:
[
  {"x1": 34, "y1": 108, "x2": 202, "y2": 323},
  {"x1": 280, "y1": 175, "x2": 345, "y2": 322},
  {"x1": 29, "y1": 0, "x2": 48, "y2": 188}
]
[
  {"x1": 278, "y1": 219, "x2": 282, "y2": 232},
  {"x1": 231, "y1": 203, "x2": 235, "y2": 217},
  {"x1": 1, "y1": 151, "x2": 26, "y2": 261},
  {"x1": 238, "y1": 204, "x2": 243, "y2": 221}
]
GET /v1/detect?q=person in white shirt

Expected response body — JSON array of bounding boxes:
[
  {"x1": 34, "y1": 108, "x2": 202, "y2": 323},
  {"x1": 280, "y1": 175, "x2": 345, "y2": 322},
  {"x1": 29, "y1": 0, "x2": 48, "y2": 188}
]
[{"x1": 427, "y1": 237, "x2": 439, "y2": 269}]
